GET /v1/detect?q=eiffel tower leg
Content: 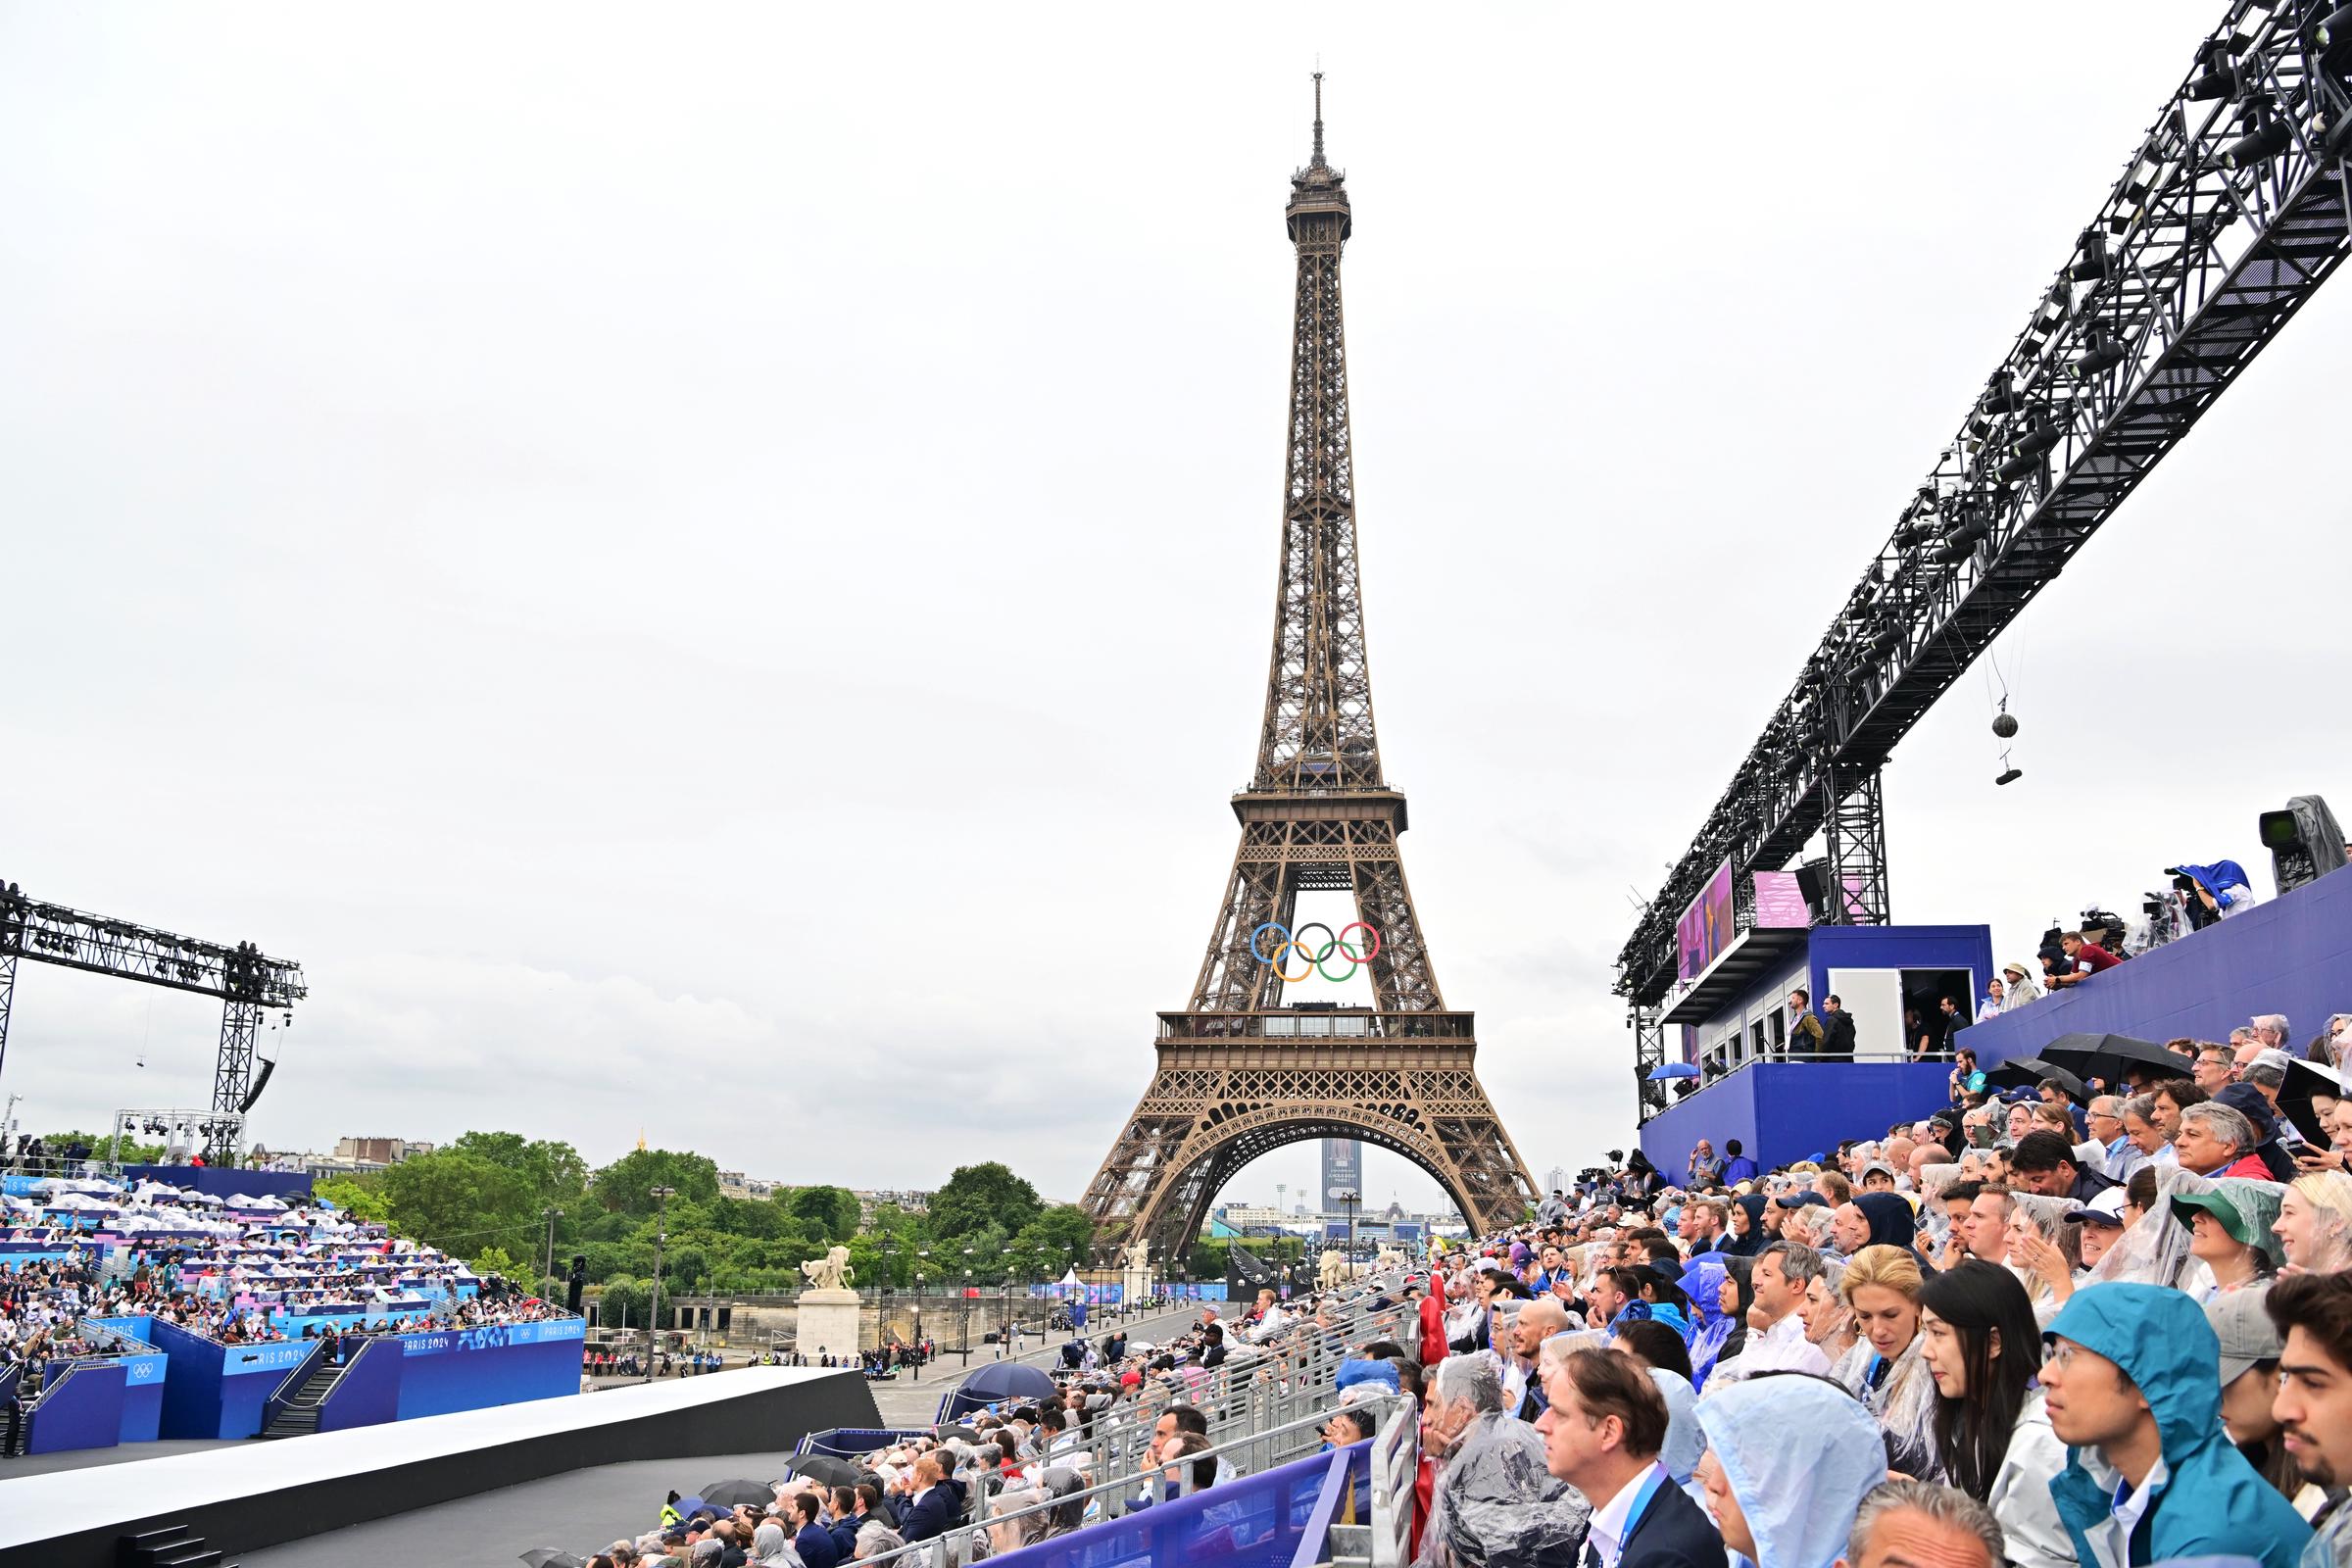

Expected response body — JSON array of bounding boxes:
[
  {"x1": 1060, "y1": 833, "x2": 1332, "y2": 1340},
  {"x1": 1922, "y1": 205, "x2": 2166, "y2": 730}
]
[
  {"x1": 1190, "y1": 845, "x2": 1287, "y2": 1014},
  {"x1": 1349, "y1": 857, "x2": 1443, "y2": 1013}
]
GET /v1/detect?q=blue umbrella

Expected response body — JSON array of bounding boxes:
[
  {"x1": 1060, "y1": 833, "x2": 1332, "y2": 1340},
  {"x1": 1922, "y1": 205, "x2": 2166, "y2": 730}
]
[{"x1": 1646, "y1": 1063, "x2": 1700, "y2": 1082}]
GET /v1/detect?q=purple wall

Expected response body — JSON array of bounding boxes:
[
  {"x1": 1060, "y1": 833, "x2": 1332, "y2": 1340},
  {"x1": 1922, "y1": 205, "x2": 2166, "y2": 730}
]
[
  {"x1": 1641, "y1": 1061, "x2": 1956, "y2": 1175},
  {"x1": 1955, "y1": 864, "x2": 2352, "y2": 1069}
]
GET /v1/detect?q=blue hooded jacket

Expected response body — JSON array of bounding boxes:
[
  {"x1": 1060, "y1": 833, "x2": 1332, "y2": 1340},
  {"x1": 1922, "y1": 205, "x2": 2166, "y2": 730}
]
[
  {"x1": 2045, "y1": 1285, "x2": 2311, "y2": 1568},
  {"x1": 1680, "y1": 1258, "x2": 1734, "y2": 1392}
]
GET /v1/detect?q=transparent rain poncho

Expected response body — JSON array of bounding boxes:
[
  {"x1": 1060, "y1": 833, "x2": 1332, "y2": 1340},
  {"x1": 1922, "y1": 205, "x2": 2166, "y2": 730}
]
[
  {"x1": 1412, "y1": 1410, "x2": 1591, "y2": 1568},
  {"x1": 2091, "y1": 1164, "x2": 2217, "y2": 1292}
]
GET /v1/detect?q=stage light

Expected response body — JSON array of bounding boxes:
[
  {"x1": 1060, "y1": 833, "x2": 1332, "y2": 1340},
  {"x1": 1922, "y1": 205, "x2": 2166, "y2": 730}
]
[
  {"x1": 2187, "y1": 40, "x2": 2238, "y2": 100},
  {"x1": 1996, "y1": 422, "x2": 2059, "y2": 484},
  {"x1": 2073, "y1": 332, "x2": 2126, "y2": 378},
  {"x1": 2069, "y1": 229, "x2": 2110, "y2": 282},
  {"x1": 2323, "y1": 6, "x2": 2352, "y2": 48},
  {"x1": 2224, "y1": 104, "x2": 2291, "y2": 170},
  {"x1": 2122, "y1": 152, "x2": 2172, "y2": 202},
  {"x1": 1868, "y1": 627, "x2": 1902, "y2": 658},
  {"x1": 2027, "y1": 287, "x2": 2070, "y2": 341},
  {"x1": 1936, "y1": 517, "x2": 1991, "y2": 564}
]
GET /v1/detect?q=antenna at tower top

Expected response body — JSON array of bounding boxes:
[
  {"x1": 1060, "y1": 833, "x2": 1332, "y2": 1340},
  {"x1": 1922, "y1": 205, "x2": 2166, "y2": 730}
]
[{"x1": 1311, "y1": 72, "x2": 1326, "y2": 167}]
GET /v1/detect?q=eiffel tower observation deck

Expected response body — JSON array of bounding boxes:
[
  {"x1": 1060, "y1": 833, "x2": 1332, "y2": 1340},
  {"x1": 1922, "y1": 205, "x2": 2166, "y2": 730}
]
[{"x1": 1081, "y1": 80, "x2": 1540, "y2": 1259}]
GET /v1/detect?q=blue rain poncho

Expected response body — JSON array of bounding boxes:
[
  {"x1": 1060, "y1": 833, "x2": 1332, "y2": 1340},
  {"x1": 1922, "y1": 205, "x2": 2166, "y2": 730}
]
[
  {"x1": 1694, "y1": 1371, "x2": 1886, "y2": 1568},
  {"x1": 2045, "y1": 1284, "x2": 2312, "y2": 1568}
]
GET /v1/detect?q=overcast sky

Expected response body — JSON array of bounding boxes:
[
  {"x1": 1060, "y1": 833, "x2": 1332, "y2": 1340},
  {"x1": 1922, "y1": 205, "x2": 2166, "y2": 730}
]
[{"x1": 4, "y1": 3, "x2": 2345, "y2": 1215}]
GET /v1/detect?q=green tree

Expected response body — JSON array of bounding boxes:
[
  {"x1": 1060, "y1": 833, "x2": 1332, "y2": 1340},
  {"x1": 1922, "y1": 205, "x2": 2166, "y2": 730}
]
[
  {"x1": 928, "y1": 1162, "x2": 1041, "y2": 1240},
  {"x1": 593, "y1": 1149, "x2": 720, "y2": 1214},
  {"x1": 664, "y1": 1243, "x2": 710, "y2": 1292},
  {"x1": 445, "y1": 1131, "x2": 590, "y2": 1206},
  {"x1": 597, "y1": 1274, "x2": 647, "y2": 1330},
  {"x1": 472, "y1": 1244, "x2": 524, "y2": 1279},
  {"x1": 313, "y1": 1176, "x2": 391, "y2": 1224},
  {"x1": 380, "y1": 1151, "x2": 536, "y2": 1260},
  {"x1": 782, "y1": 1185, "x2": 862, "y2": 1244}
]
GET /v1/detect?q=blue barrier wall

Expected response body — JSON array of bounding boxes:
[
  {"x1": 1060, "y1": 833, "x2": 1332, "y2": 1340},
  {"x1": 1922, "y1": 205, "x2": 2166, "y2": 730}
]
[
  {"x1": 1642, "y1": 1061, "x2": 1958, "y2": 1174},
  {"x1": 318, "y1": 1336, "x2": 405, "y2": 1433},
  {"x1": 1956, "y1": 865, "x2": 2352, "y2": 1071},
  {"x1": 24, "y1": 1361, "x2": 126, "y2": 1455},
  {"x1": 84, "y1": 1319, "x2": 169, "y2": 1444},
  {"x1": 394, "y1": 1319, "x2": 584, "y2": 1419},
  {"x1": 119, "y1": 1166, "x2": 313, "y2": 1201},
  {"x1": 988, "y1": 1441, "x2": 1359, "y2": 1568},
  {"x1": 145, "y1": 1318, "x2": 312, "y2": 1440}
]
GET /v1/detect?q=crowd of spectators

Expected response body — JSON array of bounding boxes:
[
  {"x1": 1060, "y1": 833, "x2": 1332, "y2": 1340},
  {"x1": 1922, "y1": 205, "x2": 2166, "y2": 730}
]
[
  {"x1": 566, "y1": 1286, "x2": 1398, "y2": 1568},
  {"x1": 0, "y1": 1172, "x2": 571, "y2": 1371},
  {"x1": 1560, "y1": 1006, "x2": 2352, "y2": 1567}
]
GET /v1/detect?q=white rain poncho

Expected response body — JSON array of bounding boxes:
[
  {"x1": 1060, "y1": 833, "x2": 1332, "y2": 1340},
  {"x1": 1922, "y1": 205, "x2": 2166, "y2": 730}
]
[
  {"x1": 1695, "y1": 1372, "x2": 1886, "y2": 1568},
  {"x1": 1412, "y1": 1409, "x2": 1590, "y2": 1568}
]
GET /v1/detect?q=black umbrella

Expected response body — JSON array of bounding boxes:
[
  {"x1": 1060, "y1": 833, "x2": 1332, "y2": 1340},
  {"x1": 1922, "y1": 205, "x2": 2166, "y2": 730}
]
[
  {"x1": 2278, "y1": 1057, "x2": 2342, "y2": 1148},
  {"x1": 941, "y1": 1424, "x2": 980, "y2": 1443},
  {"x1": 2036, "y1": 1032, "x2": 2184, "y2": 1089},
  {"x1": 782, "y1": 1453, "x2": 859, "y2": 1488},
  {"x1": 520, "y1": 1551, "x2": 586, "y2": 1568},
  {"x1": 698, "y1": 1478, "x2": 778, "y2": 1507},
  {"x1": 1984, "y1": 1056, "x2": 2089, "y2": 1102}
]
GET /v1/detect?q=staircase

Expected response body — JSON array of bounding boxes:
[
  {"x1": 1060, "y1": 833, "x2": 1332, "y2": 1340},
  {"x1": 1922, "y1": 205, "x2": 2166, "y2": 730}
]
[
  {"x1": 116, "y1": 1524, "x2": 235, "y2": 1568},
  {"x1": 255, "y1": 1357, "x2": 341, "y2": 1440}
]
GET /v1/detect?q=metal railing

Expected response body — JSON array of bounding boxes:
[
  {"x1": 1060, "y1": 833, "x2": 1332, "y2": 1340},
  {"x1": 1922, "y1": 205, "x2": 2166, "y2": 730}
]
[
  {"x1": 860, "y1": 1393, "x2": 1413, "y2": 1568},
  {"x1": 853, "y1": 1280, "x2": 1415, "y2": 1558}
]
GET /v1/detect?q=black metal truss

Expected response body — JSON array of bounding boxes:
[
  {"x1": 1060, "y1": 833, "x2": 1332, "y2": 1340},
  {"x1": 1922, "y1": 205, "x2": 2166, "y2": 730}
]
[
  {"x1": 0, "y1": 878, "x2": 305, "y2": 1157},
  {"x1": 1618, "y1": 0, "x2": 2352, "y2": 1013}
]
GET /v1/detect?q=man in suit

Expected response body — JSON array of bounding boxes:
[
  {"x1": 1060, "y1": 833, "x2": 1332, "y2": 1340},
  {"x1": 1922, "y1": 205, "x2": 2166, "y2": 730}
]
[
  {"x1": 1536, "y1": 1348, "x2": 1726, "y2": 1568},
  {"x1": 896, "y1": 1454, "x2": 956, "y2": 1544}
]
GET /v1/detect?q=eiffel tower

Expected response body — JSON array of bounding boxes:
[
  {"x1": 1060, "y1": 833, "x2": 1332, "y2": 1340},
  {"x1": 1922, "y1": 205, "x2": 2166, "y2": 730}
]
[{"x1": 1081, "y1": 80, "x2": 1539, "y2": 1257}]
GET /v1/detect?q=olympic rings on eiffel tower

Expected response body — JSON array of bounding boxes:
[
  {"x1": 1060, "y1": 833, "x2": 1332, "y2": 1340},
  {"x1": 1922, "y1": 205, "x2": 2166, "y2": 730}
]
[{"x1": 1249, "y1": 921, "x2": 1383, "y2": 984}]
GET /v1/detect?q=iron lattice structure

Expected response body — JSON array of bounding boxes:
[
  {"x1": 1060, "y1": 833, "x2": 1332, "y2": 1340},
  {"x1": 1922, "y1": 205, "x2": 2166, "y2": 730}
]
[
  {"x1": 1083, "y1": 85, "x2": 1539, "y2": 1258},
  {"x1": 1617, "y1": 1, "x2": 2352, "y2": 1105},
  {"x1": 0, "y1": 877, "x2": 304, "y2": 1162}
]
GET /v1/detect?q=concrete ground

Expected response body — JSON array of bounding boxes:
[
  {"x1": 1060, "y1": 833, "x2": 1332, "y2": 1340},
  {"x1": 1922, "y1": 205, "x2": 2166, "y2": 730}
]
[{"x1": 236, "y1": 1301, "x2": 1213, "y2": 1566}]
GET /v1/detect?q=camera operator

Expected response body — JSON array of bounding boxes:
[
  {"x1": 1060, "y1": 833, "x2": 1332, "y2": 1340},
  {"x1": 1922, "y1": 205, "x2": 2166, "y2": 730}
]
[{"x1": 2048, "y1": 929, "x2": 2122, "y2": 988}]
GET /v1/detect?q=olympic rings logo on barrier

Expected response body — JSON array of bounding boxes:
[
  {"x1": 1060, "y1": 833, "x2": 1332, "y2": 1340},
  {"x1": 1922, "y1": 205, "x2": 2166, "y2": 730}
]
[{"x1": 1250, "y1": 921, "x2": 1383, "y2": 984}]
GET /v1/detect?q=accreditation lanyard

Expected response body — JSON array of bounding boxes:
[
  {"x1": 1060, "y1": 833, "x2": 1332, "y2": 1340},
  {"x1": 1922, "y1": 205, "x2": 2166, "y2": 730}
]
[{"x1": 1618, "y1": 1464, "x2": 1669, "y2": 1550}]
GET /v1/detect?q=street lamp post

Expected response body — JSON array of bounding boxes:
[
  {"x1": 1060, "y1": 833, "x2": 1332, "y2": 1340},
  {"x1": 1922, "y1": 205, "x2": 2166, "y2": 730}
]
[
  {"x1": 959, "y1": 1262, "x2": 973, "y2": 1365},
  {"x1": 912, "y1": 1268, "x2": 925, "y2": 1379},
  {"x1": 644, "y1": 1185, "x2": 675, "y2": 1386},
  {"x1": 541, "y1": 1206, "x2": 564, "y2": 1282},
  {"x1": 1335, "y1": 1187, "x2": 1360, "y2": 1269}
]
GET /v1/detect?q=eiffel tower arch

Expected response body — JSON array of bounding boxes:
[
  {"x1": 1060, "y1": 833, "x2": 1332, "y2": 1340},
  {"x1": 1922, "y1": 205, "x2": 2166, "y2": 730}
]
[{"x1": 1082, "y1": 80, "x2": 1539, "y2": 1260}]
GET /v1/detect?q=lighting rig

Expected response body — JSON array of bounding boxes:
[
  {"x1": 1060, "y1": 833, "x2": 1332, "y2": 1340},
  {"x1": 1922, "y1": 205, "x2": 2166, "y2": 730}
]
[
  {"x1": 1619, "y1": 0, "x2": 2352, "y2": 1117},
  {"x1": 0, "y1": 878, "x2": 305, "y2": 1162}
]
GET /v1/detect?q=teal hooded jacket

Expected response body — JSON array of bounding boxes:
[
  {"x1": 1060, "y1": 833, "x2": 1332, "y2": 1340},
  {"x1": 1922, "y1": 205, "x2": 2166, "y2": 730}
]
[{"x1": 2044, "y1": 1284, "x2": 2312, "y2": 1568}]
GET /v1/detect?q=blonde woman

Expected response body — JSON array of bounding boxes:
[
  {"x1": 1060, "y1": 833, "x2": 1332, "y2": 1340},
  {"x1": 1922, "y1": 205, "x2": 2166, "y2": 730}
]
[
  {"x1": 1832, "y1": 1244, "x2": 1940, "y2": 1482},
  {"x1": 2274, "y1": 1170, "x2": 2352, "y2": 1274}
]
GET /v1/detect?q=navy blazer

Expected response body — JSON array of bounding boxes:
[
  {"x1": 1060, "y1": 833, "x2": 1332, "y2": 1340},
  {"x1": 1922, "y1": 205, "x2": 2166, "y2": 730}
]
[
  {"x1": 1601, "y1": 1479, "x2": 1727, "y2": 1568},
  {"x1": 796, "y1": 1519, "x2": 843, "y2": 1568},
  {"x1": 898, "y1": 1486, "x2": 956, "y2": 1544}
]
